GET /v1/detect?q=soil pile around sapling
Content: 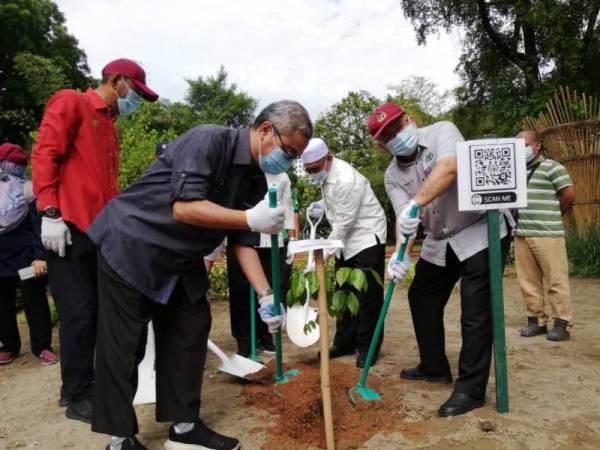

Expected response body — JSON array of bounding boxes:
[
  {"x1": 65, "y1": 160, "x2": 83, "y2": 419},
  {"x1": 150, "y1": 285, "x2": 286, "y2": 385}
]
[{"x1": 243, "y1": 359, "x2": 425, "y2": 449}]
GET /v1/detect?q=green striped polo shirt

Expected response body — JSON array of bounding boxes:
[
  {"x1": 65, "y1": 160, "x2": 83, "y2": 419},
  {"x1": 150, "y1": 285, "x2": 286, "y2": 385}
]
[{"x1": 515, "y1": 156, "x2": 572, "y2": 237}]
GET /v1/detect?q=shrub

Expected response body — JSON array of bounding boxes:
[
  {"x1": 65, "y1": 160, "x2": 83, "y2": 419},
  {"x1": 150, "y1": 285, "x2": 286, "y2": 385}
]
[{"x1": 567, "y1": 227, "x2": 600, "y2": 277}]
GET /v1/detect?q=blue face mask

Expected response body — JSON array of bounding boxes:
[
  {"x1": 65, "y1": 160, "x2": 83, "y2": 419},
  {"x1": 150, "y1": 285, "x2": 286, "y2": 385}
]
[
  {"x1": 308, "y1": 169, "x2": 328, "y2": 185},
  {"x1": 258, "y1": 130, "x2": 294, "y2": 174},
  {"x1": 525, "y1": 145, "x2": 535, "y2": 163},
  {"x1": 117, "y1": 88, "x2": 143, "y2": 116},
  {"x1": 387, "y1": 123, "x2": 419, "y2": 156}
]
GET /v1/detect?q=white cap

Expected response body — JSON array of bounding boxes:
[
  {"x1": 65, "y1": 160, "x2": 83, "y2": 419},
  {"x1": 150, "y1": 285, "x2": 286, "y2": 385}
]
[{"x1": 301, "y1": 138, "x2": 329, "y2": 165}]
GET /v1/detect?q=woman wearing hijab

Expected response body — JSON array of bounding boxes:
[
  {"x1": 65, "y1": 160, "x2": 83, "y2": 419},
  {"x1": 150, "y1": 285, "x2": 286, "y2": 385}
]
[{"x1": 0, "y1": 143, "x2": 57, "y2": 365}]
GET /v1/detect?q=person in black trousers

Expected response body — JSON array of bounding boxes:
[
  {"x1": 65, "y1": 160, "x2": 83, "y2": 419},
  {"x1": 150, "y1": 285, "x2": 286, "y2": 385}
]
[
  {"x1": 302, "y1": 138, "x2": 388, "y2": 368},
  {"x1": 0, "y1": 143, "x2": 56, "y2": 366},
  {"x1": 87, "y1": 101, "x2": 312, "y2": 450}
]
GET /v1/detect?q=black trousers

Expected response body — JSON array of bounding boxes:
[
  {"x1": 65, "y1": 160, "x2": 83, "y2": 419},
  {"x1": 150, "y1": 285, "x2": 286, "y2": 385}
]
[
  {"x1": 407, "y1": 236, "x2": 511, "y2": 400},
  {"x1": 333, "y1": 242, "x2": 386, "y2": 355},
  {"x1": 0, "y1": 276, "x2": 52, "y2": 356},
  {"x1": 226, "y1": 246, "x2": 291, "y2": 351},
  {"x1": 46, "y1": 223, "x2": 97, "y2": 401},
  {"x1": 92, "y1": 254, "x2": 211, "y2": 437}
]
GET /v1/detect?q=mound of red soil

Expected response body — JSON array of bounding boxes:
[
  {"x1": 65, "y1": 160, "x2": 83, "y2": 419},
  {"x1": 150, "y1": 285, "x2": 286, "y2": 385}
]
[{"x1": 243, "y1": 360, "x2": 424, "y2": 449}]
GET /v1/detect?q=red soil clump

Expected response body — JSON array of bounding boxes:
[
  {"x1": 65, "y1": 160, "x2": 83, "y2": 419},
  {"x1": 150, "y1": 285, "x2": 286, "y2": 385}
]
[{"x1": 243, "y1": 359, "x2": 425, "y2": 449}]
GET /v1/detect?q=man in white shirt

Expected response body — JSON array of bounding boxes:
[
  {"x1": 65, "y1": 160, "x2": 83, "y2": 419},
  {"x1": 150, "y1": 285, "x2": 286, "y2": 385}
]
[{"x1": 302, "y1": 138, "x2": 387, "y2": 368}]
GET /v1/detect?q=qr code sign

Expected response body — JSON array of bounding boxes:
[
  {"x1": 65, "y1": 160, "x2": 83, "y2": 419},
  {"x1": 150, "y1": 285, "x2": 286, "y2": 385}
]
[{"x1": 469, "y1": 144, "x2": 516, "y2": 191}]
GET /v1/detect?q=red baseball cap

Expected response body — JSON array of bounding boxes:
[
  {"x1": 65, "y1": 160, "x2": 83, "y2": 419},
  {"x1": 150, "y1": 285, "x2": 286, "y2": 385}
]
[
  {"x1": 102, "y1": 58, "x2": 159, "y2": 102},
  {"x1": 368, "y1": 103, "x2": 406, "y2": 140},
  {"x1": 0, "y1": 143, "x2": 28, "y2": 166}
]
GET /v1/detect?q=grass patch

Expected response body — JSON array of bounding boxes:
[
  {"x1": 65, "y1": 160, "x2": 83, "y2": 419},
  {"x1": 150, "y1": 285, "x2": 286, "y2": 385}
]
[{"x1": 567, "y1": 227, "x2": 600, "y2": 277}]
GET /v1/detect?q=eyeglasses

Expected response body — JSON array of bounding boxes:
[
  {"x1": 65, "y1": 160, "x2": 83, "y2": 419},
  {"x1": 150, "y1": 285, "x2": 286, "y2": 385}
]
[{"x1": 272, "y1": 124, "x2": 302, "y2": 160}]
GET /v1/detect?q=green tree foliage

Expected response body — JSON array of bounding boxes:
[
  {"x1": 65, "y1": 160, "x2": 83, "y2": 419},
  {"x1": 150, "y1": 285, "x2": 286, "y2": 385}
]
[
  {"x1": 400, "y1": 0, "x2": 600, "y2": 136},
  {"x1": 117, "y1": 67, "x2": 258, "y2": 189},
  {"x1": 185, "y1": 65, "x2": 258, "y2": 128},
  {"x1": 311, "y1": 85, "x2": 442, "y2": 241},
  {"x1": 0, "y1": 0, "x2": 91, "y2": 144},
  {"x1": 117, "y1": 101, "x2": 178, "y2": 189}
]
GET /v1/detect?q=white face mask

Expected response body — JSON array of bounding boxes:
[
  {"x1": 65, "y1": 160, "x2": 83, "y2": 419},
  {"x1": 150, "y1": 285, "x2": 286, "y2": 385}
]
[
  {"x1": 308, "y1": 170, "x2": 328, "y2": 185},
  {"x1": 525, "y1": 145, "x2": 535, "y2": 163}
]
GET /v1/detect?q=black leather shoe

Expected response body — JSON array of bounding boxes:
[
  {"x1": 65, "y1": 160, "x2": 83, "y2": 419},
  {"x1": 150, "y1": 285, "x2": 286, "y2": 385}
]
[
  {"x1": 520, "y1": 316, "x2": 547, "y2": 337},
  {"x1": 320, "y1": 345, "x2": 354, "y2": 359},
  {"x1": 438, "y1": 392, "x2": 484, "y2": 417},
  {"x1": 400, "y1": 366, "x2": 452, "y2": 383},
  {"x1": 65, "y1": 398, "x2": 93, "y2": 424},
  {"x1": 356, "y1": 353, "x2": 378, "y2": 368}
]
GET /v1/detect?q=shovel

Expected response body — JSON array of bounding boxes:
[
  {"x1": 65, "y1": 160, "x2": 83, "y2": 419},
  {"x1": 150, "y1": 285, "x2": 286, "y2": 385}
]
[
  {"x1": 268, "y1": 186, "x2": 300, "y2": 384},
  {"x1": 348, "y1": 204, "x2": 419, "y2": 403},
  {"x1": 207, "y1": 338, "x2": 265, "y2": 379},
  {"x1": 287, "y1": 203, "x2": 323, "y2": 347}
]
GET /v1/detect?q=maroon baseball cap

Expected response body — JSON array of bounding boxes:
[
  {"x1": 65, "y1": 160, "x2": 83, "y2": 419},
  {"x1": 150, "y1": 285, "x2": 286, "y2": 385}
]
[
  {"x1": 102, "y1": 58, "x2": 159, "y2": 102},
  {"x1": 0, "y1": 143, "x2": 28, "y2": 166},
  {"x1": 368, "y1": 103, "x2": 406, "y2": 140}
]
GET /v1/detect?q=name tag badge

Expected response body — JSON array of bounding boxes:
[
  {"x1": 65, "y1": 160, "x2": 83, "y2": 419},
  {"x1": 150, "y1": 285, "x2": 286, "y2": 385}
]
[{"x1": 422, "y1": 149, "x2": 435, "y2": 172}]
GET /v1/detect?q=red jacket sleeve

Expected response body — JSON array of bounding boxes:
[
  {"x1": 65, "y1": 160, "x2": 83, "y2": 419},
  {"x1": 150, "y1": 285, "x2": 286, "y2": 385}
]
[{"x1": 32, "y1": 90, "x2": 81, "y2": 211}]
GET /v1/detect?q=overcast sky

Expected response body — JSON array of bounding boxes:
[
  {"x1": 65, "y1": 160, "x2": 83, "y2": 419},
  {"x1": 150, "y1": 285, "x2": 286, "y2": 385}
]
[{"x1": 54, "y1": 0, "x2": 462, "y2": 120}]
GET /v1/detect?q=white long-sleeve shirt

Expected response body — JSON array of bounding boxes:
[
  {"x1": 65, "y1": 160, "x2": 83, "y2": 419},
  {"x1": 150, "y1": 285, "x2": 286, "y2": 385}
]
[{"x1": 321, "y1": 157, "x2": 387, "y2": 260}]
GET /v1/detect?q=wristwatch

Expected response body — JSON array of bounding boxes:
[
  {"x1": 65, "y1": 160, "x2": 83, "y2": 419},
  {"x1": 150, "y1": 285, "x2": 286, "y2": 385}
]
[
  {"x1": 257, "y1": 287, "x2": 273, "y2": 300},
  {"x1": 43, "y1": 207, "x2": 61, "y2": 219}
]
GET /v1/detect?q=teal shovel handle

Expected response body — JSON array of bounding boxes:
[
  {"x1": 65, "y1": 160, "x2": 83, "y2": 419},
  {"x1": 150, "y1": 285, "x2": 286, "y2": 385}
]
[
  {"x1": 268, "y1": 186, "x2": 284, "y2": 380},
  {"x1": 357, "y1": 204, "x2": 419, "y2": 388}
]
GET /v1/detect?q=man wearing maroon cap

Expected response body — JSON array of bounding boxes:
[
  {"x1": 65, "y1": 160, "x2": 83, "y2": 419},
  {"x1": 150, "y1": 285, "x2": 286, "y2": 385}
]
[
  {"x1": 368, "y1": 103, "x2": 513, "y2": 416},
  {"x1": 32, "y1": 58, "x2": 158, "y2": 424}
]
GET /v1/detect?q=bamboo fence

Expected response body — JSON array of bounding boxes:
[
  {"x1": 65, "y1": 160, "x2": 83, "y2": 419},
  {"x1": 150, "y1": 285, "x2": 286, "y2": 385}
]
[{"x1": 523, "y1": 87, "x2": 600, "y2": 231}]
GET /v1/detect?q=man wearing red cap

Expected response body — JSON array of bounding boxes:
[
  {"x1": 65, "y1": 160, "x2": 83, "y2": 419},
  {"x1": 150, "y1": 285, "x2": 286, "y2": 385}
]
[
  {"x1": 368, "y1": 103, "x2": 513, "y2": 416},
  {"x1": 32, "y1": 58, "x2": 158, "y2": 424}
]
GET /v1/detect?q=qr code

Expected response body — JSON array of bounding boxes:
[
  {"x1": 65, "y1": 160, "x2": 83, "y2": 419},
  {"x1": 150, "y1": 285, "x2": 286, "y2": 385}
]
[{"x1": 469, "y1": 145, "x2": 516, "y2": 191}]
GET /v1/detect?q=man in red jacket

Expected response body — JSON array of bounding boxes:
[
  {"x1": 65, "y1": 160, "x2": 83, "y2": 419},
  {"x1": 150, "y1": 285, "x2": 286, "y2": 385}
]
[{"x1": 32, "y1": 58, "x2": 158, "y2": 424}]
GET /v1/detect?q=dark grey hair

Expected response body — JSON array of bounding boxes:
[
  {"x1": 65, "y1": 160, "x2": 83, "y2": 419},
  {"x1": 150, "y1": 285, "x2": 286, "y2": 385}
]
[{"x1": 253, "y1": 100, "x2": 313, "y2": 139}]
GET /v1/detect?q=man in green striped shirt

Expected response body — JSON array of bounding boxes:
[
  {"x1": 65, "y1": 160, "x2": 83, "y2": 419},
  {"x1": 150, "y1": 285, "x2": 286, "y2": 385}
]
[{"x1": 514, "y1": 130, "x2": 576, "y2": 341}]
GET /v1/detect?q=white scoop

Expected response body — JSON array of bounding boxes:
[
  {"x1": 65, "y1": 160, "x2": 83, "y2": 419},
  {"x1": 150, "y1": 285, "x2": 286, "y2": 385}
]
[
  {"x1": 207, "y1": 339, "x2": 265, "y2": 379},
  {"x1": 286, "y1": 205, "x2": 324, "y2": 347}
]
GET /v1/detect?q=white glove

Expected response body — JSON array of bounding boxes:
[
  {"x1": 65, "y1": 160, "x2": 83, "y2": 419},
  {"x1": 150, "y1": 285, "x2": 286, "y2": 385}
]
[
  {"x1": 41, "y1": 217, "x2": 72, "y2": 258},
  {"x1": 258, "y1": 293, "x2": 286, "y2": 334},
  {"x1": 285, "y1": 248, "x2": 295, "y2": 265},
  {"x1": 308, "y1": 200, "x2": 325, "y2": 221},
  {"x1": 397, "y1": 200, "x2": 420, "y2": 237},
  {"x1": 246, "y1": 199, "x2": 285, "y2": 234},
  {"x1": 387, "y1": 252, "x2": 411, "y2": 283}
]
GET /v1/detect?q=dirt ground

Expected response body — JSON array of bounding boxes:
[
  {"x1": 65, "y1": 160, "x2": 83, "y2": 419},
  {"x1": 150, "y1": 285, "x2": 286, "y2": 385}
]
[{"x1": 1, "y1": 269, "x2": 599, "y2": 450}]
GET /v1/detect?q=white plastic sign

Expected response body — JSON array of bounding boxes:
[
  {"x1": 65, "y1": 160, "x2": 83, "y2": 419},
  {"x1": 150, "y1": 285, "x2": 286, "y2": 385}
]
[{"x1": 457, "y1": 138, "x2": 527, "y2": 211}]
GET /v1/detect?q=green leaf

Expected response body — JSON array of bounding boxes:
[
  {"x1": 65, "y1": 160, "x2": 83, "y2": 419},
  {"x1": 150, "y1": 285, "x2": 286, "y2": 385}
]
[
  {"x1": 369, "y1": 269, "x2": 384, "y2": 288},
  {"x1": 347, "y1": 292, "x2": 360, "y2": 317},
  {"x1": 332, "y1": 290, "x2": 346, "y2": 313},
  {"x1": 292, "y1": 273, "x2": 306, "y2": 299},
  {"x1": 336, "y1": 267, "x2": 352, "y2": 287},
  {"x1": 307, "y1": 272, "x2": 319, "y2": 296},
  {"x1": 350, "y1": 269, "x2": 367, "y2": 292},
  {"x1": 285, "y1": 290, "x2": 294, "y2": 307}
]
